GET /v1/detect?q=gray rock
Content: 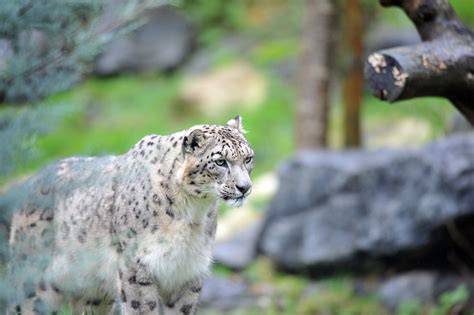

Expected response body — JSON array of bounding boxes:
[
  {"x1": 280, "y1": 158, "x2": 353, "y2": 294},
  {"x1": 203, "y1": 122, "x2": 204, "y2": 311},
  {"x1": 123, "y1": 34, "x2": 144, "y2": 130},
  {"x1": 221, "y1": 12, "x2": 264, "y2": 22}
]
[
  {"x1": 259, "y1": 135, "x2": 474, "y2": 274},
  {"x1": 95, "y1": 6, "x2": 196, "y2": 75},
  {"x1": 200, "y1": 276, "x2": 256, "y2": 311},
  {"x1": 448, "y1": 111, "x2": 473, "y2": 135},
  {"x1": 378, "y1": 271, "x2": 436, "y2": 311},
  {"x1": 213, "y1": 222, "x2": 261, "y2": 270},
  {"x1": 378, "y1": 272, "x2": 474, "y2": 311}
]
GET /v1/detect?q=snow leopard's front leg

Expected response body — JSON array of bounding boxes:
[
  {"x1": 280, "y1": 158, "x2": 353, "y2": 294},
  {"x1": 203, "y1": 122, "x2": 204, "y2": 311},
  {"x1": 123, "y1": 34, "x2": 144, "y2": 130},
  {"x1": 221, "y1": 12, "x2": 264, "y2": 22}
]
[
  {"x1": 161, "y1": 280, "x2": 203, "y2": 315},
  {"x1": 117, "y1": 260, "x2": 161, "y2": 315},
  {"x1": 117, "y1": 262, "x2": 202, "y2": 315}
]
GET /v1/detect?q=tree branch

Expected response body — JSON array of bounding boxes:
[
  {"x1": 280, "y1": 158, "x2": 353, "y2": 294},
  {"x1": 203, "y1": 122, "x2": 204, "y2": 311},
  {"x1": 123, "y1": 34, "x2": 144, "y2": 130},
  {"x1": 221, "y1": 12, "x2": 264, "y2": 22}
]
[{"x1": 364, "y1": 0, "x2": 474, "y2": 125}]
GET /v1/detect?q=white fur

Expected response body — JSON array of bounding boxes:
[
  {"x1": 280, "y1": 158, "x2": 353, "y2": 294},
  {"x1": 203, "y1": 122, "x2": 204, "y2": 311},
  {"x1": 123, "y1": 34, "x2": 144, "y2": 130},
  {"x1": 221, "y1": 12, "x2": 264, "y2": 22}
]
[
  {"x1": 140, "y1": 217, "x2": 212, "y2": 292},
  {"x1": 226, "y1": 116, "x2": 246, "y2": 133}
]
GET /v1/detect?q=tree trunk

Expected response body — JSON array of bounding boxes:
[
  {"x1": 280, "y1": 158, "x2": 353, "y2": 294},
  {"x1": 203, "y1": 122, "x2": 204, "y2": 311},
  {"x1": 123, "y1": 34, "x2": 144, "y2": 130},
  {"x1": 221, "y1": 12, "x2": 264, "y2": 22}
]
[
  {"x1": 295, "y1": 0, "x2": 337, "y2": 149},
  {"x1": 364, "y1": 0, "x2": 474, "y2": 125},
  {"x1": 342, "y1": 0, "x2": 364, "y2": 147}
]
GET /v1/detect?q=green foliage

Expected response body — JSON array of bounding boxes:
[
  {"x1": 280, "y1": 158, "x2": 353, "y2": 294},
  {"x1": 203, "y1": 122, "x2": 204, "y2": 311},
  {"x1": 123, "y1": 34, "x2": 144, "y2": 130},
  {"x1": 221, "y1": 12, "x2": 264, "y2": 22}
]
[
  {"x1": 0, "y1": 104, "x2": 74, "y2": 181},
  {"x1": 212, "y1": 264, "x2": 233, "y2": 277},
  {"x1": 393, "y1": 284, "x2": 470, "y2": 315},
  {"x1": 0, "y1": 0, "x2": 173, "y2": 182},
  {"x1": 251, "y1": 39, "x2": 298, "y2": 65},
  {"x1": 0, "y1": 0, "x2": 102, "y2": 103},
  {"x1": 8, "y1": 69, "x2": 292, "y2": 180},
  {"x1": 212, "y1": 259, "x2": 473, "y2": 315},
  {"x1": 397, "y1": 299, "x2": 422, "y2": 315},
  {"x1": 181, "y1": 0, "x2": 303, "y2": 47},
  {"x1": 429, "y1": 285, "x2": 470, "y2": 315},
  {"x1": 2, "y1": 1, "x2": 472, "y2": 314},
  {"x1": 238, "y1": 259, "x2": 389, "y2": 315},
  {"x1": 0, "y1": 0, "x2": 172, "y2": 103},
  {"x1": 361, "y1": 97, "x2": 452, "y2": 134},
  {"x1": 181, "y1": 0, "x2": 247, "y2": 31},
  {"x1": 180, "y1": 0, "x2": 248, "y2": 48},
  {"x1": 450, "y1": 0, "x2": 474, "y2": 27},
  {"x1": 295, "y1": 277, "x2": 388, "y2": 315}
]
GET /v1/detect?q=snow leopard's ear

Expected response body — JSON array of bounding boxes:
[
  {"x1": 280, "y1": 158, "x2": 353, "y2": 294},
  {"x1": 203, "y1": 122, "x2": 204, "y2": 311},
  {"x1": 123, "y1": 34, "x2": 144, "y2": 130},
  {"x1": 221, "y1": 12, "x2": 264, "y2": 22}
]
[
  {"x1": 183, "y1": 129, "x2": 205, "y2": 154},
  {"x1": 227, "y1": 115, "x2": 246, "y2": 133}
]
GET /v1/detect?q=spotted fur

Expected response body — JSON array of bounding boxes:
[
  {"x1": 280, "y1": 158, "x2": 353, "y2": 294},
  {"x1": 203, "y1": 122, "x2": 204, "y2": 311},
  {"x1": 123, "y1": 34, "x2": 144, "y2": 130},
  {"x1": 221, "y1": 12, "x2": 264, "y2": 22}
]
[{"x1": 6, "y1": 116, "x2": 253, "y2": 314}]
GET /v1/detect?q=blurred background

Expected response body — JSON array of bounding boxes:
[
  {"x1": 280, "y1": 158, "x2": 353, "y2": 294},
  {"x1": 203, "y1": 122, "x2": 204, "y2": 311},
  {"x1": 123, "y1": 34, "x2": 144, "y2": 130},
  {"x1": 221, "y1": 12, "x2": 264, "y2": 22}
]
[{"x1": 1, "y1": 0, "x2": 474, "y2": 314}]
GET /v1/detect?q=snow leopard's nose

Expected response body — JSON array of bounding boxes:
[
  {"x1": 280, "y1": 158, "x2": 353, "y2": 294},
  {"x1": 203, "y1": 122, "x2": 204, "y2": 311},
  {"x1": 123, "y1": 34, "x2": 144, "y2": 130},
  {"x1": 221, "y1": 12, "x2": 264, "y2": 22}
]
[{"x1": 236, "y1": 184, "x2": 251, "y2": 195}]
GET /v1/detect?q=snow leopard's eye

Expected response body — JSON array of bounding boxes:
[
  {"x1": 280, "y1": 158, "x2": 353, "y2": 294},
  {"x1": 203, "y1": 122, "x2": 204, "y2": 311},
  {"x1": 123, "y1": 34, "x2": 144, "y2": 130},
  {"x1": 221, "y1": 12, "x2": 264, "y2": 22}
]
[
  {"x1": 215, "y1": 159, "x2": 227, "y2": 167},
  {"x1": 245, "y1": 156, "x2": 253, "y2": 165}
]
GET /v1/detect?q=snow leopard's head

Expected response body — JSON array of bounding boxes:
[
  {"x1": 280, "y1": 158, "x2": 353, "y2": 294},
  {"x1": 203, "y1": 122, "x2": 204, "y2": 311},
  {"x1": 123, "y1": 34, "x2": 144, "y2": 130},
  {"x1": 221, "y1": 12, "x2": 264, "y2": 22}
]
[{"x1": 181, "y1": 116, "x2": 254, "y2": 207}]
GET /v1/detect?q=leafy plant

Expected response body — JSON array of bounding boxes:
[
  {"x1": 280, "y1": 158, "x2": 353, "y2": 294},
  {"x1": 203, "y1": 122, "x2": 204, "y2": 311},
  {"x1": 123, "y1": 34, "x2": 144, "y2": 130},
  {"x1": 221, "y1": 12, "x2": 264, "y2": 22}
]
[
  {"x1": 430, "y1": 285, "x2": 470, "y2": 315},
  {"x1": 0, "y1": 103, "x2": 75, "y2": 181},
  {"x1": 181, "y1": 0, "x2": 247, "y2": 31},
  {"x1": 0, "y1": 0, "x2": 172, "y2": 181},
  {"x1": 0, "y1": 0, "x2": 171, "y2": 104},
  {"x1": 397, "y1": 299, "x2": 422, "y2": 315}
]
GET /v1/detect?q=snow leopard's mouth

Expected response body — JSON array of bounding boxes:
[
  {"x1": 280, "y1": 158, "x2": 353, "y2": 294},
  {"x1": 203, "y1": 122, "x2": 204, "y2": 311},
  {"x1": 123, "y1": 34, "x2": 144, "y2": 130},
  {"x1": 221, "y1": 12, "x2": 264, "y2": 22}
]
[{"x1": 222, "y1": 195, "x2": 246, "y2": 207}]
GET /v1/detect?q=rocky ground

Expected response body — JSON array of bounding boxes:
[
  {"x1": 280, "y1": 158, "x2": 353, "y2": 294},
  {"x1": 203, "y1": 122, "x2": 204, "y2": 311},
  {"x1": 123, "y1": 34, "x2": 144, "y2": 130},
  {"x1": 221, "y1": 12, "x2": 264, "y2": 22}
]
[{"x1": 205, "y1": 134, "x2": 474, "y2": 314}]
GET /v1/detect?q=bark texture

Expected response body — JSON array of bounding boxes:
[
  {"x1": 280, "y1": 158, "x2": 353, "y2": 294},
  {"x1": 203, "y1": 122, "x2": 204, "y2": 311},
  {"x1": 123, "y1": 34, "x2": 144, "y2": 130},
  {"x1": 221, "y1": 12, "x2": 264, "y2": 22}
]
[
  {"x1": 364, "y1": 0, "x2": 474, "y2": 125},
  {"x1": 343, "y1": 0, "x2": 364, "y2": 147},
  {"x1": 295, "y1": 0, "x2": 338, "y2": 149}
]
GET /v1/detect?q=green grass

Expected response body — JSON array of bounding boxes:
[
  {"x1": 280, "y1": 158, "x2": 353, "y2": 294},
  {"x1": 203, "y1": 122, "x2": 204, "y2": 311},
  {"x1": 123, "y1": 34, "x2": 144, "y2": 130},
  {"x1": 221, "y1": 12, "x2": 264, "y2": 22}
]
[
  {"x1": 10, "y1": 69, "x2": 454, "y2": 183},
  {"x1": 206, "y1": 258, "x2": 390, "y2": 315},
  {"x1": 1, "y1": 3, "x2": 468, "y2": 311},
  {"x1": 450, "y1": 0, "x2": 474, "y2": 27},
  {"x1": 1, "y1": 83, "x2": 456, "y2": 315},
  {"x1": 361, "y1": 96, "x2": 453, "y2": 135},
  {"x1": 210, "y1": 258, "x2": 472, "y2": 315},
  {"x1": 3, "y1": 0, "x2": 464, "y2": 181},
  {"x1": 19, "y1": 71, "x2": 294, "y2": 180}
]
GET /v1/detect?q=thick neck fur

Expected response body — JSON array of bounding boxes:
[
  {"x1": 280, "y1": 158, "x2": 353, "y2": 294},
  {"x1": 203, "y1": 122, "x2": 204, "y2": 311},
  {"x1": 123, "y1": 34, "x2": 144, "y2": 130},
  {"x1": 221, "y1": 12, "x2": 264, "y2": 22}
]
[{"x1": 126, "y1": 132, "x2": 216, "y2": 225}]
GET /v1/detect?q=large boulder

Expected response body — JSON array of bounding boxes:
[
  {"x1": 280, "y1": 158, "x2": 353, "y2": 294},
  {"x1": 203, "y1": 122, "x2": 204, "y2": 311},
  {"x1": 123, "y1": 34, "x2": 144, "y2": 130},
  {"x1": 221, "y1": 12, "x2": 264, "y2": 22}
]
[
  {"x1": 259, "y1": 135, "x2": 474, "y2": 275},
  {"x1": 95, "y1": 5, "x2": 196, "y2": 75},
  {"x1": 213, "y1": 222, "x2": 261, "y2": 270}
]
